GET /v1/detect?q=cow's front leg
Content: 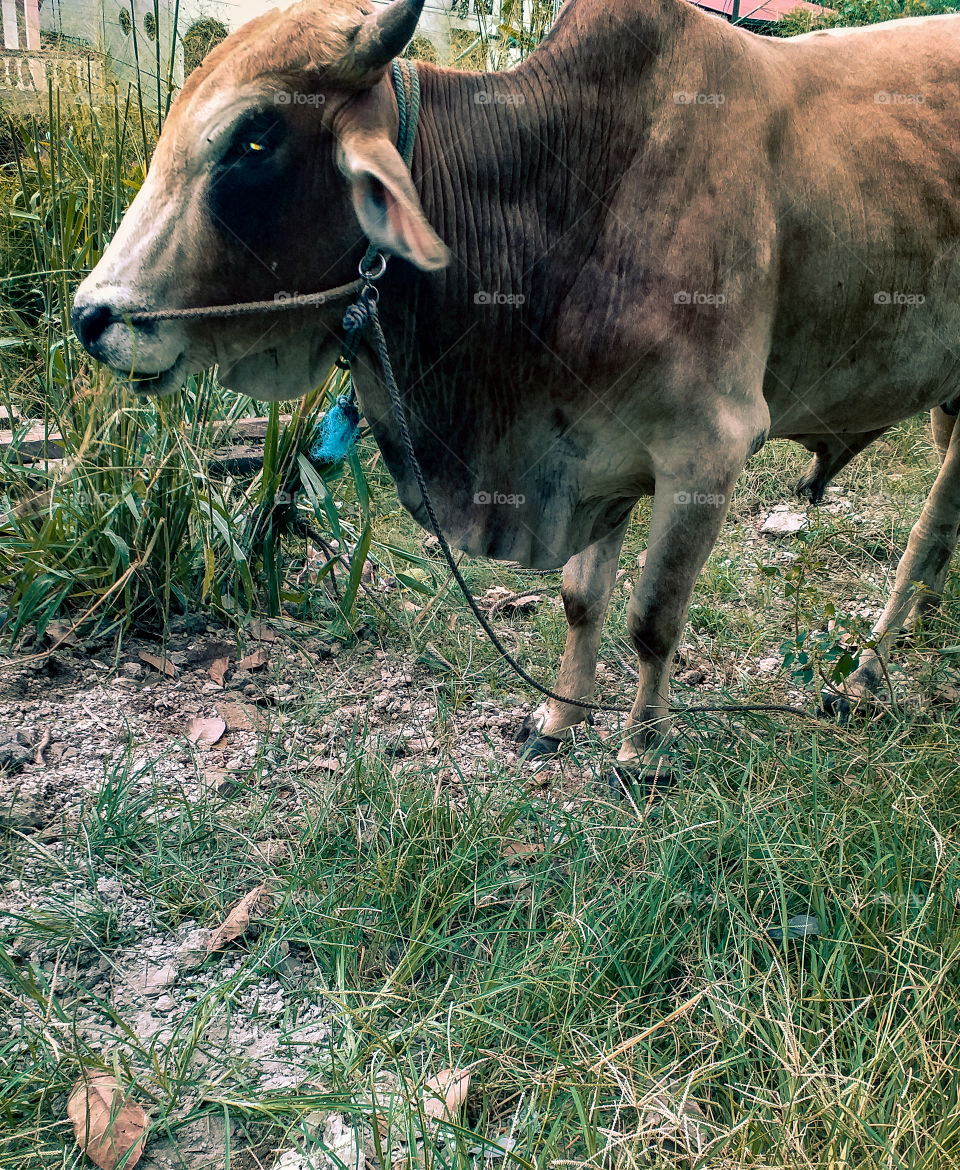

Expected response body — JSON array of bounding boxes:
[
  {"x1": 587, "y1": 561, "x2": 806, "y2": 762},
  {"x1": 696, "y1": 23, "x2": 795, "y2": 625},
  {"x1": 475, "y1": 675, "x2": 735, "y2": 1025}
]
[
  {"x1": 517, "y1": 520, "x2": 628, "y2": 756},
  {"x1": 615, "y1": 465, "x2": 741, "y2": 787}
]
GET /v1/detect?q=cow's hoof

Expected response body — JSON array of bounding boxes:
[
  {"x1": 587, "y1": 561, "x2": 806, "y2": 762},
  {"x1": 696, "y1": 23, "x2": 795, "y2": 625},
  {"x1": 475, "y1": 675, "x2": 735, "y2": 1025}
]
[
  {"x1": 607, "y1": 762, "x2": 682, "y2": 800},
  {"x1": 520, "y1": 733, "x2": 565, "y2": 759},
  {"x1": 514, "y1": 716, "x2": 564, "y2": 758},
  {"x1": 514, "y1": 714, "x2": 538, "y2": 744},
  {"x1": 819, "y1": 690, "x2": 851, "y2": 722}
]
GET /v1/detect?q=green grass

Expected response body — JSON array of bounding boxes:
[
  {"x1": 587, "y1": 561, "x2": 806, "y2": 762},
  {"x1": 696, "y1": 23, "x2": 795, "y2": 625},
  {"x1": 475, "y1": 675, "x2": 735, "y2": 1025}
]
[
  {"x1": 2, "y1": 703, "x2": 959, "y2": 1167},
  {"x1": 2, "y1": 415, "x2": 960, "y2": 1168}
]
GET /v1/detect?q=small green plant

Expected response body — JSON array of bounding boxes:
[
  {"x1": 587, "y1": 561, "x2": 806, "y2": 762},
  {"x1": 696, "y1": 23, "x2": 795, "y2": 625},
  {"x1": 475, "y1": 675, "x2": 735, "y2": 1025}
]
[{"x1": 761, "y1": 552, "x2": 870, "y2": 691}]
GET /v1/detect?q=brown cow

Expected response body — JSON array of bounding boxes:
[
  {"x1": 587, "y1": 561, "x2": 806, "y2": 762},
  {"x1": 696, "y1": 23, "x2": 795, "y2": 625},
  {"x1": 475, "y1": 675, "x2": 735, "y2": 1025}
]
[{"x1": 72, "y1": 0, "x2": 960, "y2": 779}]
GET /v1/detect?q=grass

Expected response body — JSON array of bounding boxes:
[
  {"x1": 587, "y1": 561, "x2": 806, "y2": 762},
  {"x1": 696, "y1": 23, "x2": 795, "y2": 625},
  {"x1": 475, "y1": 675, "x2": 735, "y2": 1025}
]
[{"x1": 2, "y1": 416, "x2": 960, "y2": 1168}]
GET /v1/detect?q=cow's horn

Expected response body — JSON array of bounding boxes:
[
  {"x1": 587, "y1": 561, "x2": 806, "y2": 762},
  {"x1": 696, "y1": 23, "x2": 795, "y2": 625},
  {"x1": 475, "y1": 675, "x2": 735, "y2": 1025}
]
[{"x1": 352, "y1": 0, "x2": 425, "y2": 73}]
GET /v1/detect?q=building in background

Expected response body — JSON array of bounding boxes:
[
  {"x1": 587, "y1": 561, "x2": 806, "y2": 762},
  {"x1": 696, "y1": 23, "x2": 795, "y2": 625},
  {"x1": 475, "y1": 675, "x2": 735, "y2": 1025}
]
[{"x1": 0, "y1": 0, "x2": 520, "y2": 109}]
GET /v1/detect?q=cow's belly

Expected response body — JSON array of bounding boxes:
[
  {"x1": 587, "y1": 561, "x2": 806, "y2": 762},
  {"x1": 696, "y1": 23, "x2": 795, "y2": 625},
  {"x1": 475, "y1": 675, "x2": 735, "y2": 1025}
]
[{"x1": 764, "y1": 306, "x2": 960, "y2": 437}]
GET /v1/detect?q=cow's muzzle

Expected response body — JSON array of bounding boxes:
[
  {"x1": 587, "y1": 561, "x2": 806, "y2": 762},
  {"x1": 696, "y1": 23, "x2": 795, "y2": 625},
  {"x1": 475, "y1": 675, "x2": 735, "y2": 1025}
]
[{"x1": 71, "y1": 283, "x2": 189, "y2": 393}]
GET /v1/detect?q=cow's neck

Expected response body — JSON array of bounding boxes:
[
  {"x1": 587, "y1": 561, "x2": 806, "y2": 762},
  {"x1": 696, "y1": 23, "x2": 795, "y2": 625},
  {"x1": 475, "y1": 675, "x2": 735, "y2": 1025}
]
[{"x1": 354, "y1": 0, "x2": 699, "y2": 567}]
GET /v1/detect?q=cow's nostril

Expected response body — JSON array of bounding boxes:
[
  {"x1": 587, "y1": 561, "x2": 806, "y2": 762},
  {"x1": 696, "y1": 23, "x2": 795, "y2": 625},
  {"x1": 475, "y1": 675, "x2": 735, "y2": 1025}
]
[{"x1": 71, "y1": 302, "x2": 115, "y2": 356}]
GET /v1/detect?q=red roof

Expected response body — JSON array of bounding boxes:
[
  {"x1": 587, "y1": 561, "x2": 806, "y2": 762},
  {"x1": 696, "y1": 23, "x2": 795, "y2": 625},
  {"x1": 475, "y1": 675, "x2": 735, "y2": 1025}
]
[{"x1": 691, "y1": 0, "x2": 832, "y2": 21}]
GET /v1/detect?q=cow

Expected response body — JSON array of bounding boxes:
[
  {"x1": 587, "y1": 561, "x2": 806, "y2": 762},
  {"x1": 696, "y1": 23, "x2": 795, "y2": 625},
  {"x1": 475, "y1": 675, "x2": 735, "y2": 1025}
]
[{"x1": 71, "y1": 0, "x2": 960, "y2": 782}]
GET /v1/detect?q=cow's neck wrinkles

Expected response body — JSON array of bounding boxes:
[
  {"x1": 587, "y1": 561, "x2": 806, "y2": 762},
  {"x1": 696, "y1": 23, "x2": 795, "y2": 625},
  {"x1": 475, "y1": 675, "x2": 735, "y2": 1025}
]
[{"x1": 391, "y1": 19, "x2": 670, "y2": 350}]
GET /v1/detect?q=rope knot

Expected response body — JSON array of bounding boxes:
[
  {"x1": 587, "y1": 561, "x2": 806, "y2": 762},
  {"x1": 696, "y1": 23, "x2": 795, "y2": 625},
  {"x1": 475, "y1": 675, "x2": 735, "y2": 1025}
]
[{"x1": 341, "y1": 302, "x2": 369, "y2": 335}]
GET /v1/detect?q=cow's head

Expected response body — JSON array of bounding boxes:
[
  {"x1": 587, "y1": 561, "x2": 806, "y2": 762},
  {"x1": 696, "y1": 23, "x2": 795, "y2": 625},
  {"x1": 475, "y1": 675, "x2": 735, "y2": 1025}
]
[{"x1": 71, "y1": 0, "x2": 449, "y2": 401}]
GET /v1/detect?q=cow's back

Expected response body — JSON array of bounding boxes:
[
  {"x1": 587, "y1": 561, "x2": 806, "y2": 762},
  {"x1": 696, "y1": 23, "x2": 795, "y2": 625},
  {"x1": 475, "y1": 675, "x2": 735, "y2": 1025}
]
[{"x1": 756, "y1": 15, "x2": 960, "y2": 433}]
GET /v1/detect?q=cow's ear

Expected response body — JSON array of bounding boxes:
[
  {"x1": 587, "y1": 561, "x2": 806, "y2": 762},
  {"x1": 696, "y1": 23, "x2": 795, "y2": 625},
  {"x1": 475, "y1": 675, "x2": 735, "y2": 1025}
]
[{"x1": 338, "y1": 132, "x2": 449, "y2": 271}]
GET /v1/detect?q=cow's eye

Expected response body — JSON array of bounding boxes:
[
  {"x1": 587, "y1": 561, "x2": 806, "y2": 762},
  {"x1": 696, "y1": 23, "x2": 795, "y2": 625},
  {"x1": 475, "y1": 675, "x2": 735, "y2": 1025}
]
[
  {"x1": 220, "y1": 114, "x2": 285, "y2": 167},
  {"x1": 225, "y1": 136, "x2": 272, "y2": 163}
]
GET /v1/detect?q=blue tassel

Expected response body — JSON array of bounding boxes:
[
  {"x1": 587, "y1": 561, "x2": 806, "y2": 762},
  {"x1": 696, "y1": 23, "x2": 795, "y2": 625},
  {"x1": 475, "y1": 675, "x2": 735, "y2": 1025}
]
[{"x1": 309, "y1": 393, "x2": 360, "y2": 463}]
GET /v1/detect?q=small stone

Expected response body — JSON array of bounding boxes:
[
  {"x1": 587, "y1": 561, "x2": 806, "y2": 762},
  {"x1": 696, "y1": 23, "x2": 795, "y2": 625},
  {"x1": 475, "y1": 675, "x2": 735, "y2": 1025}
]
[
  {"x1": 177, "y1": 928, "x2": 211, "y2": 969},
  {"x1": 760, "y1": 509, "x2": 808, "y2": 536},
  {"x1": 0, "y1": 740, "x2": 32, "y2": 774},
  {"x1": 152, "y1": 994, "x2": 176, "y2": 1013},
  {"x1": 96, "y1": 877, "x2": 124, "y2": 901},
  {"x1": 121, "y1": 661, "x2": 143, "y2": 679},
  {"x1": 140, "y1": 960, "x2": 178, "y2": 996},
  {"x1": 757, "y1": 657, "x2": 780, "y2": 673},
  {"x1": 0, "y1": 792, "x2": 43, "y2": 830}
]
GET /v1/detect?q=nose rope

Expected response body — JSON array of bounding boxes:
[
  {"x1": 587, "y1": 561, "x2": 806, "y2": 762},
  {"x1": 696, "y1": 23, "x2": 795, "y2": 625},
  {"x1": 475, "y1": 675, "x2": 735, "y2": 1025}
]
[{"x1": 120, "y1": 279, "x2": 364, "y2": 325}]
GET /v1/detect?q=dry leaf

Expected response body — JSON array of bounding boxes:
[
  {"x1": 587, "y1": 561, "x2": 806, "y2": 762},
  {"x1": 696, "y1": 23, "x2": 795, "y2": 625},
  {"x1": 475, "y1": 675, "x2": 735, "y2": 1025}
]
[
  {"x1": 423, "y1": 1069, "x2": 470, "y2": 1121},
  {"x1": 139, "y1": 651, "x2": 176, "y2": 677},
  {"x1": 45, "y1": 621, "x2": 79, "y2": 647},
  {"x1": 247, "y1": 621, "x2": 278, "y2": 643},
  {"x1": 208, "y1": 656, "x2": 230, "y2": 685},
  {"x1": 236, "y1": 647, "x2": 269, "y2": 671},
  {"x1": 502, "y1": 841, "x2": 543, "y2": 861},
  {"x1": 216, "y1": 702, "x2": 257, "y2": 732},
  {"x1": 67, "y1": 1072, "x2": 148, "y2": 1170},
  {"x1": 187, "y1": 716, "x2": 226, "y2": 747},
  {"x1": 482, "y1": 588, "x2": 543, "y2": 615},
  {"x1": 205, "y1": 882, "x2": 270, "y2": 956},
  {"x1": 638, "y1": 1091, "x2": 715, "y2": 1161}
]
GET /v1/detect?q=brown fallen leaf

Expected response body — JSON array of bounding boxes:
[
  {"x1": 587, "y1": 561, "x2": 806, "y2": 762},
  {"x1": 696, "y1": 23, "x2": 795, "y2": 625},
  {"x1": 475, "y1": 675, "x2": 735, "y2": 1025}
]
[
  {"x1": 45, "y1": 621, "x2": 79, "y2": 647},
  {"x1": 67, "y1": 1071, "x2": 148, "y2": 1170},
  {"x1": 139, "y1": 651, "x2": 176, "y2": 677},
  {"x1": 205, "y1": 882, "x2": 270, "y2": 956},
  {"x1": 247, "y1": 621, "x2": 278, "y2": 643},
  {"x1": 216, "y1": 701, "x2": 258, "y2": 732},
  {"x1": 483, "y1": 588, "x2": 543, "y2": 615},
  {"x1": 422, "y1": 1068, "x2": 470, "y2": 1122},
  {"x1": 208, "y1": 656, "x2": 231, "y2": 685},
  {"x1": 187, "y1": 716, "x2": 226, "y2": 747},
  {"x1": 502, "y1": 841, "x2": 543, "y2": 861},
  {"x1": 236, "y1": 646, "x2": 270, "y2": 671}
]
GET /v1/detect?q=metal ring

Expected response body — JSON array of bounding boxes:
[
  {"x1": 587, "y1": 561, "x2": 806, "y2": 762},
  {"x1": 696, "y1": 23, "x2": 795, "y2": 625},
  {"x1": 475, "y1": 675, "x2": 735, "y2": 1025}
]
[{"x1": 359, "y1": 252, "x2": 387, "y2": 281}]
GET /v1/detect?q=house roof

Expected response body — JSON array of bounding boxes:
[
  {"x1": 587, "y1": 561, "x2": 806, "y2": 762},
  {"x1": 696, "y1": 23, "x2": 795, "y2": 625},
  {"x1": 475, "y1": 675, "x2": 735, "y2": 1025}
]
[{"x1": 691, "y1": 0, "x2": 833, "y2": 22}]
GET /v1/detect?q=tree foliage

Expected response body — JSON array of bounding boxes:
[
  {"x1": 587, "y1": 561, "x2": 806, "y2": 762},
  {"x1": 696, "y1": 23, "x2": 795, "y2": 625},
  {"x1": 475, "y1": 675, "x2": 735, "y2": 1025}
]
[{"x1": 778, "y1": 0, "x2": 959, "y2": 35}]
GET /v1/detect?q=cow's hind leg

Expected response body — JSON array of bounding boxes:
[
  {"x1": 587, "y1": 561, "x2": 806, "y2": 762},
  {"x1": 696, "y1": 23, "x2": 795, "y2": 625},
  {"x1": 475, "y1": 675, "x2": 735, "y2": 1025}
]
[
  {"x1": 795, "y1": 429, "x2": 888, "y2": 504},
  {"x1": 823, "y1": 403, "x2": 960, "y2": 717},
  {"x1": 516, "y1": 519, "x2": 628, "y2": 756},
  {"x1": 904, "y1": 402, "x2": 960, "y2": 627}
]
